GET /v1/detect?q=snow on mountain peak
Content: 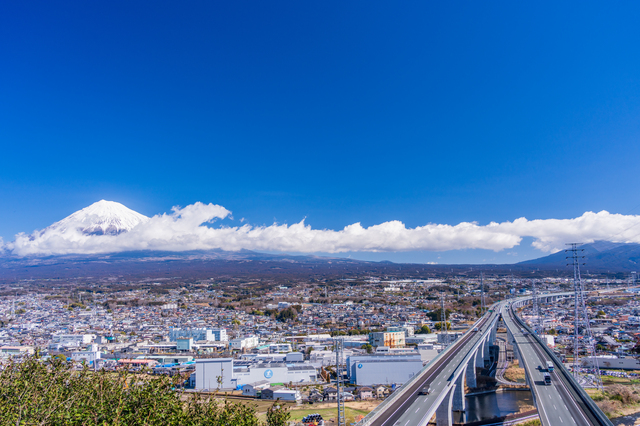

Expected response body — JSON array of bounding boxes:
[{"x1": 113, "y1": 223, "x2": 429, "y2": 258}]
[{"x1": 48, "y1": 200, "x2": 149, "y2": 236}]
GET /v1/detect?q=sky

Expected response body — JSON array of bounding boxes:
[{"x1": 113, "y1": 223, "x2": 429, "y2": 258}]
[{"x1": 2, "y1": 2, "x2": 640, "y2": 263}]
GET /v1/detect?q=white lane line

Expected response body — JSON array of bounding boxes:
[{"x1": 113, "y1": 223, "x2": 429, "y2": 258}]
[
  {"x1": 559, "y1": 417, "x2": 563, "y2": 423},
  {"x1": 415, "y1": 408, "x2": 420, "y2": 413}
]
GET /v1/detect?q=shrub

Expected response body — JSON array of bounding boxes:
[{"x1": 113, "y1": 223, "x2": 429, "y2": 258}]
[{"x1": 0, "y1": 356, "x2": 289, "y2": 426}]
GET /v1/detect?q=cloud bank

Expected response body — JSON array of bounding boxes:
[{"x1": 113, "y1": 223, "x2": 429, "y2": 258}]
[{"x1": 4, "y1": 202, "x2": 640, "y2": 256}]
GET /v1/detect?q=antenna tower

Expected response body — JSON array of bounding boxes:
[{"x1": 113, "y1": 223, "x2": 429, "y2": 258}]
[
  {"x1": 510, "y1": 274, "x2": 515, "y2": 299},
  {"x1": 480, "y1": 273, "x2": 486, "y2": 313},
  {"x1": 441, "y1": 293, "x2": 449, "y2": 346},
  {"x1": 566, "y1": 243, "x2": 603, "y2": 390},
  {"x1": 532, "y1": 280, "x2": 542, "y2": 334},
  {"x1": 334, "y1": 337, "x2": 346, "y2": 426}
]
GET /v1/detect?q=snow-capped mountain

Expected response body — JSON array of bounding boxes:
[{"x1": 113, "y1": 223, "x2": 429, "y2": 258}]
[{"x1": 45, "y1": 200, "x2": 149, "y2": 236}]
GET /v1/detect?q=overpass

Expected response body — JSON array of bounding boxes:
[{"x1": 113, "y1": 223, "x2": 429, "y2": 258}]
[
  {"x1": 507, "y1": 294, "x2": 613, "y2": 426},
  {"x1": 357, "y1": 307, "x2": 501, "y2": 426},
  {"x1": 356, "y1": 292, "x2": 612, "y2": 426}
]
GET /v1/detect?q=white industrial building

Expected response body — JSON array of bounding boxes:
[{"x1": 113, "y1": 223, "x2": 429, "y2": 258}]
[
  {"x1": 52, "y1": 334, "x2": 94, "y2": 346},
  {"x1": 192, "y1": 358, "x2": 317, "y2": 390},
  {"x1": 195, "y1": 358, "x2": 234, "y2": 390},
  {"x1": 169, "y1": 328, "x2": 227, "y2": 342},
  {"x1": 230, "y1": 336, "x2": 259, "y2": 350},
  {"x1": 346, "y1": 354, "x2": 423, "y2": 386},
  {"x1": 233, "y1": 361, "x2": 317, "y2": 386},
  {"x1": 582, "y1": 356, "x2": 640, "y2": 370}
]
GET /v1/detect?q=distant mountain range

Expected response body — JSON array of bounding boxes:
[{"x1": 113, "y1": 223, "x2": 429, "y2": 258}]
[
  {"x1": 518, "y1": 241, "x2": 640, "y2": 272},
  {"x1": 1, "y1": 200, "x2": 638, "y2": 280}
]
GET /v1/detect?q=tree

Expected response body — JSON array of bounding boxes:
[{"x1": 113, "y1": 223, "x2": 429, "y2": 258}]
[
  {"x1": 276, "y1": 308, "x2": 297, "y2": 322},
  {"x1": 416, "y1": 325, "x2": 431, "y2": 334},
  {"x1": 361, "y1": 344, "x2": 373, "y2": 354},
  {"x1": 434, "y1": 322, "x2": 451, "y2": 331},
  {"x1": 0, "y1": 355, "x2": 289, "y2": 426}
]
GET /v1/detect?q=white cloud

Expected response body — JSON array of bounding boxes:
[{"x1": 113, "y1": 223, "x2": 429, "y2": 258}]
[{"x1": 4, "y1": 203, "x2": 640, "y2": 256}]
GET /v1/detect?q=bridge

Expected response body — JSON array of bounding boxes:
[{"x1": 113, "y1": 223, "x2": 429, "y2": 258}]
[{"x1": 356, "y1": 292, "x2": 612, "y2": 426}]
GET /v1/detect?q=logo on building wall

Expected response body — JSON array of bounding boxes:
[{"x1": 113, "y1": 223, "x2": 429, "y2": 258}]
[
  {"x1": 264, "y1": 369, "x2": 274, "y2": 379},
  {"x1": 357, "y1": 363, "x2": 363, "y2": 369}
]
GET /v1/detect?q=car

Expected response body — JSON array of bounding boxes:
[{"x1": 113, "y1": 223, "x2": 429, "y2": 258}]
[
  {"x1": 472, "y1": 327, "x2": 479, "y2": 332},
  {"x1": 419, "y1": 386, "x2": 432, "y2": 395}
]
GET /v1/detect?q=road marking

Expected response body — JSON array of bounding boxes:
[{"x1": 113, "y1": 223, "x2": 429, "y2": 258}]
[{"x1": 415, "y1": 408, "x2": 420, "y2": 413}]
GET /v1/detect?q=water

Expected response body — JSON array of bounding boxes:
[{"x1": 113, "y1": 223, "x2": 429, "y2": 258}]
[
  {"x1": 612, "y1": 412, "x2": 640, "y2": 426},
  {"x1": 452, "y1": 390, "x2": 534, "y2": 424}
]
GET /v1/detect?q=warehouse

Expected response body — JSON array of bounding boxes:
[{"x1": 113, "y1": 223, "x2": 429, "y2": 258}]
[
  {"x1": 195, "y1": 358, "x2": 234, "y2": 390},
  {"x1": 233, "y1": 361, "x2": 317, "y2": 386},
  {"x1": 346, "y1": 354, "x2": 423, "y2": 386},
  {"x1": 193, "y1": 358, "x2": 317, "y2": 390}
]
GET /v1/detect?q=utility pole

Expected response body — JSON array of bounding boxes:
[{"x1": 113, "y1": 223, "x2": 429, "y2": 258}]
[
  {"x1": 480, "y1": 273, "x2": 486, "y2": 314},
  {"x1": 566, "y1": 243, "x2": 603, "y2": 390},
  {"x1": 334, "y1": 337, "x2": 346, "y2": 426},
  {"x1": 532, "y1": 280, "x2": 542, "y2": 334},
  {"x1": 441, "y1": 293, "x2": 449, "y2": 347}
]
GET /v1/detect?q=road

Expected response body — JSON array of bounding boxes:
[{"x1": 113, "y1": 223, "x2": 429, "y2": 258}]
[
  {"x1": 503, "y1": 303, "x2": 598, "y2": 426},
  {"x1": 367, "y1": 309, "x2": 499, "y2": 426}
]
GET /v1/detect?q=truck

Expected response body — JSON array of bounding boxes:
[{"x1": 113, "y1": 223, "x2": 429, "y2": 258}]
[
  {"x1": 546, "y1": 361, "x2": 554, "y2": 373},
  {"x1": 543, "y1": 373, "x2": 551, "y2": 385},
  {"x1": 419, "y1": 385, "x2": 432, "y2": 395}
]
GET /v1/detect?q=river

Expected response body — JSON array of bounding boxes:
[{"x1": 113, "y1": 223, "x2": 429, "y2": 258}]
[{"x1": 452, "y1": 389, "x2": 534, "y2": 424}]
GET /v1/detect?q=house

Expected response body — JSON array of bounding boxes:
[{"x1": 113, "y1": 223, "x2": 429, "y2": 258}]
[
  {"x1": 241, "y1": 380, "x2": 270, "y2": 397},
  {"x1": 357, "y1": 387, "x2": 373, "y2": 400},
  {"x1": 323, "y1": 387, "x2": 338, "y2": 401},
  {"x1": 261, "y1": 386, "x2": 284, "y2": 400},
  {"x1": 374, "y1": 385, "x2": 389, "y2": 398},
  {"x1": 307, "y1": 389, "x2": 323, "y2": 403}
]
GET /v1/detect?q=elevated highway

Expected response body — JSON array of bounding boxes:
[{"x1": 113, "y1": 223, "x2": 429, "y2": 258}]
[
  {"x1": 507, "y1": 294, "x2": 613, "y2": 426},
  {"x1": 358, "y1": 307, "x2": 501, "y2": 426},
  {"x1": 357, "y1": 292, "x2": 613, "y2": 426}
]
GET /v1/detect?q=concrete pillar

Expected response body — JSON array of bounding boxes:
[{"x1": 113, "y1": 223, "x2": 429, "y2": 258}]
[
  {"x1": 466, "y1": 355, "x2": 477, "y2": 388},
  {"x1": 475, "y1": 342, "x2": 484, "y2": 367},
  {"x1": 453, "y1": 372, "x2": 466, "y2": 411},
  {"x1": 483, "y1": 335, "x2": 491, "y2": 361},
  {"x1": 513, "y1": 344, "x2": 521, "y2": 365},
  {"x1": 436, "y1": 384, "x2": 456, "y2": 426}
]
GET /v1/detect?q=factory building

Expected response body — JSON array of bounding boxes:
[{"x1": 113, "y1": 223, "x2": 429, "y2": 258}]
[
  {"x1": 193, "y1": 358, "x2": 317, "y2": 390},
  {"x1": 233, "y1": 361, "x2": 317, "y2": 386},
  {"x1": 52, "y1": 334, "x2": 94, "y2": 346},
  {"x1": 195, "y1": 358, "x2": 234, "y2": 390},
  {"x1": 169, "y1": 328, "x2": 228, "y2": 342},
  {"x1": 346, "y1": 354, "x2": 423, "y2": 386},
  {"x1": 230, "y1": 336, "x2": 260, "y2": 350},
  {"x1": 369, "y1": 331, "x2": 405, "y2": 348},
  {"x1": 582, "y1": 356, "x2": 640, "y2": 370}
]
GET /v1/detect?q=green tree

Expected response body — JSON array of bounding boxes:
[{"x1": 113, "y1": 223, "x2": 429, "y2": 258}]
[
  {"x1": 0, "y1": 355, "x2": 288, "y2": 426},
  {"x1": 416, "y1": 325, "x2": 431, "y2": 334},
  {"x1": 434, "y1": 321, "x2": 452, "y2": 331}
]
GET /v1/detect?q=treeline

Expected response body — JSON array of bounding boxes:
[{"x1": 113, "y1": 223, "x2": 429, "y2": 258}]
[{"x1": 0, "y1": 356, "x2": 289, "y2": 426}]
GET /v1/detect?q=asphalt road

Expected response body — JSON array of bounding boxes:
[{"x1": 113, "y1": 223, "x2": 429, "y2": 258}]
[
  {"x1": 368, "y1": 309, "x2": 499, "y2": 426},
  {"x1": 503, "y1": 304, "x2": 596, "y2": 426}
]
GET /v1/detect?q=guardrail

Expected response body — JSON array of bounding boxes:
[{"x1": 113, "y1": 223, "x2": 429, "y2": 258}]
[
  {"x1": 356, "y1": 309, "x2": 496, "y2": 425},
  {"x1": 509, "y1": 300, "x2": 613, "y2": 426}
]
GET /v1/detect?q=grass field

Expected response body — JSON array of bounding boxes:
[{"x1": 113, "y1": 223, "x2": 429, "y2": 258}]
[{"x1": 288, "y1": 406, "x2": 371, "y2": 424}]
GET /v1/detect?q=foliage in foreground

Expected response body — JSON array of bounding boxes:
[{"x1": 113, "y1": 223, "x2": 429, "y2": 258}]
[{"x1": 0, "y1": 356, "x2": 290, "y2": 426}]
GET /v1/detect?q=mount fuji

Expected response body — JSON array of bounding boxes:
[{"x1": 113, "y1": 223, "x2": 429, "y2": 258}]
[{"x1": 43, "y1": 200, "x2": 149, "y2": 236}]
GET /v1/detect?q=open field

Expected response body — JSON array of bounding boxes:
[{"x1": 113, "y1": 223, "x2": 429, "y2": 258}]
[{"x1": 503, "y1": 360, "x2": 526, "y2": 383}]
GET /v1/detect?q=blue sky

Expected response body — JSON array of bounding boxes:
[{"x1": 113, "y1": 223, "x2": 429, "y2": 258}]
[{"x1": 2, "y1": 2, "x2": 640, "y2": 263}]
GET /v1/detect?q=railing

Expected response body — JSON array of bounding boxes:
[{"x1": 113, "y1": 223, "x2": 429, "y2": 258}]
[
  {"x1": 356, "y1": 310, "x2": 496, "y2": 425},
  {"x1": 510, "y1": 300, "x2": 613, "y2": 426}
]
